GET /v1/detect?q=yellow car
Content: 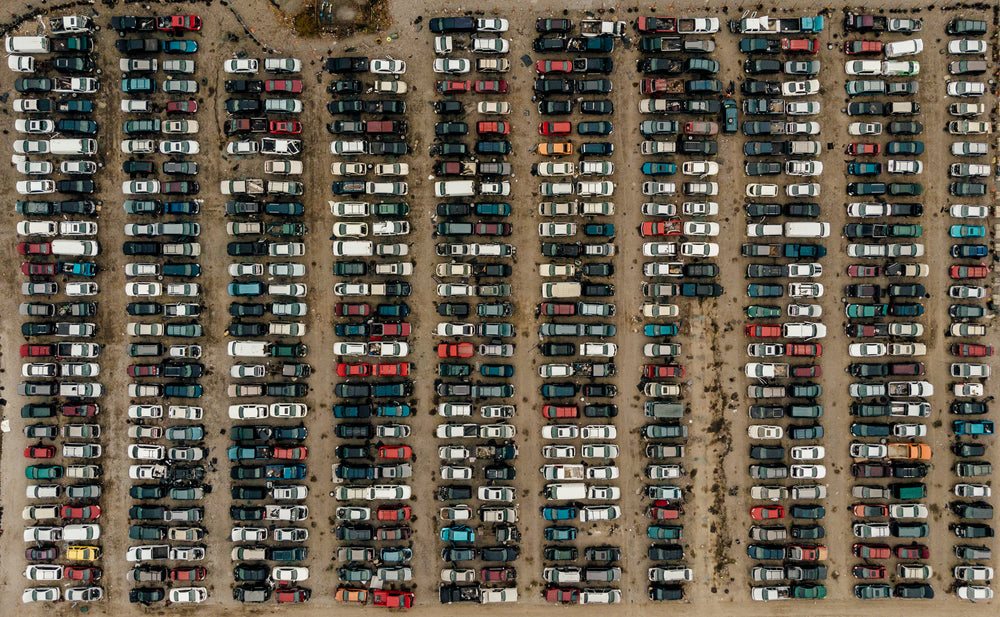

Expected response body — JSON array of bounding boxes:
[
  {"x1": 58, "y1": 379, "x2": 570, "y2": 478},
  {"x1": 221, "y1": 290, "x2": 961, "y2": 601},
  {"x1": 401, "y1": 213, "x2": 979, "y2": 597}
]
[
  {"x1": 335, "y1": 587, "x2": 368, "y2": 604},
  {"x1": 537, "y1": 142, "x2": 573, "y2": 156},
  {"x1": 66, "y1": 545, "x2": 101, "y2": 561}
]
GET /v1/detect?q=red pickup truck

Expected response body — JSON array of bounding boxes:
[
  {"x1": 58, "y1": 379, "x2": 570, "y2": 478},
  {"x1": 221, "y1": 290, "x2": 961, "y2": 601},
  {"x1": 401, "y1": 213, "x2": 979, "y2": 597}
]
[
  {"x1": 745, "y1": 324, "x2": 782, "y2": 338},
  {"x1": 157, "y1": 15, "x2": 202, "y2": 31}
]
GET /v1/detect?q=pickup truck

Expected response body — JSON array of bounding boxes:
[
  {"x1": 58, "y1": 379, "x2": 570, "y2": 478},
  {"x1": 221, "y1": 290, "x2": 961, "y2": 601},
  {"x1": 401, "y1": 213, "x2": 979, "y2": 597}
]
[
  {"x1": 784, "y1": 244, "x2": 827, "y2": 258},
  {"x1": 787, "y1": 544, "x2": 827, "y2": 561},
  {"x1": 742, "y1": 243, "x2": 782, "y2": 258},
  {"x1": 226, "y1": 118, "x2": 268, "y2": 134},
  {"x1": 56, "y1": 343, "x2": 99, "y2": 358},
  {"x1": 50, "y1": 16, "x2": 92, "y2": 34},
  {"x1": 887, "y1": 443, "x2": 931, "y2": 460},
  {"x1": 52, "y1": 36, "x2": 93, "y2": 52},
  {"x1": 745, "y1": 363, "x2": 789, "y2": 378},
  {"x1": 846, "y1": 13, "x2": 887, "y2": 32},
  {"x1": 580, "y1": 19, "x2": 626, "y2": 37},
  {"x1": 888, "y1": 381, "x2": 933, "y2": 397},
  {"x1": 730, "y1": 15, "x2": 824, "y2": 33},
  {"x1": 111, "y1": 16, "x2": 156, "y2": 32},
  {"x1": 639, "y1": 37, "x2": 683, "y2": 53},
  {"x1": 266, "y1": 464, "x2": 307, "y2": 479},
  {"x1": 475, "y1": 443, "x2": 518, "y2": 460},
  {"x1": 639, "y1": 58, "x2": 683, "y2": 74},
  {"x1": 573, "y1": 362, "x2": 615, "y2": 377},
  {"x1": 744, "y1": 99, "x2": 785, "y2": 115},
  {"x1": 264, "y1": 505, "x2": 308, "y2": 521},
  {"x1": 157, "y1": 15, "x2": 202, "y2": 32},
  {"x1": 540, "y1": 464, "x2": 586, "y2": 480},
  {"x1": 744, "y1": 121, "x2": 787, "y2": 135},
  {"x1": 566, "y1": 36, "x2": 614, "y2": 53},
  {"x1": 678, "y1": 18, "x2": 720, "y2": 33},
  {"x1": 53, "y1": 77, "x2": 97, "y2": 94},
  {"x1": 641, "y1": 78, "x2": 684, "y2": 95},
  {"x1": 261, "y1": 138, "x2": 301, "y2": 155},
  {"x1": 221, "y1": 179, "x2": 265, "y2": 196}
]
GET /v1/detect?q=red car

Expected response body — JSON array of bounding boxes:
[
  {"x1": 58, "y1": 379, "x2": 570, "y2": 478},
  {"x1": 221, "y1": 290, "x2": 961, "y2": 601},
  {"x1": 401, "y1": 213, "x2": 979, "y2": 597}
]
[
  {"x1": 853, "y1": 543, "x2": 891, "y2": 559},
  {"x1": 782, "y1": 38, "x2": 819, "y2": 54},
  {"x1": 61, "y1": 505, "x2": 101, "y2": 519},
  {"x1": 845, "y1": 40, "x2": 883, "y2": 55},
  {"x1": 792, "y1": 365, "x2": 821, "y2": 378},
  {"x1": 64, "y1": 566, "x2": 101, "y2": 581},
  {"x1": 540, "y1": 302, "x2": 576, "y2": 316},
  {"x1": 276, "y1": 587, "x2": 310, "y2": 603},
  {"x1": 128, "y1": 364, "x2": 161, "y2": 377},
  {"x1": 336, "y1": 363, "x2": 371, "y2": 377},
  {"x1": 545, "y1": 588, "x2": 579, "y2": 604},
  {"x1": 265, "y1": 79, "x2": 303, "y2": 93},
  {"x1": 269, "y1": 121, "x2": 301, "y2": 135},
  {"x1": 21, "y1": 262, "x2": 56, "y2": 276},
  {"x1": 644, "y1": 364, "x2": 685, "y2": 379},
  {"x1": 542, "y1": 405, "x2": 578, "y2": 419},
  {"x1": 167, "y1": 100, "x2": 198, "y2": 114},
  {"x1": 475, "y1": 222, "x2": 512, "y2": 236},
  {"x1": 436, "y1": 80, "x2": 471, "y2": 94},
  {"x1": 25, "y1": 445, "x2": 56, "y2": 458},
  {"x1": 376, "y1": 505, "x2": 412, "y2": 521},
  {"x1": 952, "y1": 343, "x2": 993, "y2": 357},
  {"x1": 895, "y1": 544, "x2": 929, "y2": 559},
  {"x1": 649, "y1": 500, "x2": 682, "y2": 520},
  {"x1": 853, "y1": 564, "x2": 886, "y2": 579},
  {"x1": 169, "y1": 567, "x2": 206, "y2": 581},
  {"x1": 950, "y1": 264, "x2": 989, "y2": 279},
  {"x1": 373, "y1": 589, "x2": 413, "y2": 608},
  {"x1": 474, "y1": 80, "x2": 508, "y2": 94},
  {"x1": 378, "y1": 445, "x2": 412, "y2": 459},
  {"x1": 370, "y1": 322, "x2": 411, "y2": 339},
  {"x1": 848, "y1": 143, "x2": 880, "y2": 155},
  {"x1": 158, "y1": 15, "x2": 202, "y2": 31},
  {"x1": 536, "y1": 60, "x2": 573, "y2": 74},
  {"x1": 745, "y1": 324, "x2": 781, "y2": 338},
  {"x1": 539, "y1": 121, "x2": 572, "y2": 136},
  {"x1": 477, "y1": 121, "x2": 510, "y2": 135},
  {"x1": 481, "y1": 567, "x2": 516, "y2": 582},
  {"x1": 751, "y1": 506, "x2": 785, "y2": 520},
  {"x1": 17, "y1": 242, "x2": 51, "y2": 255},
  {"x1": 788, "y1": 343, "x2": 822, "y2": 357},
  {"x1": 852, "y1": 504, "x2": 888, "y2": 517},
  {"x1": 373, "y1": 363, "x2": 409, "y2": 376},
  {"x1": 273, "y1": 446, "x2": 308, "y2": 460},
  {"x1": 848, "y1": 265, "x2": 881, "y2": 277},
  {"x1": 20, "y1": 344, "x2": 54, "y2": 357},
  {"x1": 437, "y1": 342, "x2": 474, "y2": 358},
  {"x1": 640, "y1": 220, "x2": 682, "y2": 237},
  {"x1": 62, "y1": 404, "x2": 98, "y2": 417},
  {"x1": 335, "y1": 302, "x2": 370, "y2": 316}
]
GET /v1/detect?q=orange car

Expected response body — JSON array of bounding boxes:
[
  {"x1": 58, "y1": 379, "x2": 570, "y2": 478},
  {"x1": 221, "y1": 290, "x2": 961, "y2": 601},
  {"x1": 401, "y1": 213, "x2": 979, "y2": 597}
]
[
  {"x1": 336, "y1": 587, "x2": 368, "y2": 604},
  {"x1": 538, "y1": 142, "x2": 573, "y2": 156}
]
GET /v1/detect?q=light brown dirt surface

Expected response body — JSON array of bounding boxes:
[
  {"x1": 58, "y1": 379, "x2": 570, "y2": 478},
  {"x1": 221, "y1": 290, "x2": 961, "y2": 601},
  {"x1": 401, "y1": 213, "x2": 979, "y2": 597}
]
[{"x1": 0, "y1": 0, "x2": 996, "y2": 616}]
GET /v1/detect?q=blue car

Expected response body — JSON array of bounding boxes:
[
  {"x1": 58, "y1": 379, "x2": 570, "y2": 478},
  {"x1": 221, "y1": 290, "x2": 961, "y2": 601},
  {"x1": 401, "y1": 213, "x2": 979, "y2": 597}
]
[
  {"x1": 577, "y1": 121, "x2": 613, "y2": 136},
  {"x1": 165, "y1": 201, "x2": 200, "y2": 214},
  {"x1": 644, "y1": 324, "x2": 679, "y2": 337},
  {"x1": 847, "y1": 162, "x2": 882, "y2": 175},
  {"x1": 951, "y1": 244, "x2": 988, "y2": 258},
  {"x1": 722, "y1": 98, "x2": 738, "y2": 133},
  {"x1": 228, "y1": 281, "x2": 264, "y2": 296},
  {"x1": 58, "y1": 262, "x2": 97, "y2": 276},
  {"x1": 544, "y1": 526, "x2": 578, "y2": 541},
  {"x1": 641, "y1": 162, "x2": 677, "y2": 175},
  {"x1": 543, "y1": 506, "x2": 578, "y2": 521},
  {"x1": 481, "y1": 364, "x2": 515, "y2": 378},
  {"x1": 950, "y1": 224, "x2": 986, "y2": 238},
  {"x1": 377, "y1": 303, "x2": 410, "y2": 317},
  {"x1": 379, "y1": 547, "x2": 412, "y2": 563},
  {"x1": 584, "y1": 223, "x2": 615, "y2": 236},
  {"x1": 440, "y1": 525, "x2": 476, "y2": 543},
  {"x1": 954, "y1": 421, "x2": 994, "y2": 435},
  {"x1": 162, "y1": 40, "x2": 198, "y2": 54},
  {"x1": 647, "y1": 525, "x2": 683, "y2": 539},
  {"x1": 376, "y1": 404, "x2": 411, "y2": 417},
  {"x1": 122, "y1": 78, "x2": 155, "y2": 93}
]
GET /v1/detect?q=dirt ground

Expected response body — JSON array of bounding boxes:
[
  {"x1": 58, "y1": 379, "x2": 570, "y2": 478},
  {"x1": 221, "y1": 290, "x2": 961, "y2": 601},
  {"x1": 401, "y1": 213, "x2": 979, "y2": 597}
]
[{"x1": 0, "y1": 0, "x2": 997, "y2": 615}]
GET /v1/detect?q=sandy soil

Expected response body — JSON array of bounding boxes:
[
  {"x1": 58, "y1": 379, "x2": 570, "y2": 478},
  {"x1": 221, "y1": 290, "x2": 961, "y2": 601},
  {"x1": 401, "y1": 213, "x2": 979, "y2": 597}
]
[{"x1": 0, "y1": 0, "x2": 996, "y2": 615}]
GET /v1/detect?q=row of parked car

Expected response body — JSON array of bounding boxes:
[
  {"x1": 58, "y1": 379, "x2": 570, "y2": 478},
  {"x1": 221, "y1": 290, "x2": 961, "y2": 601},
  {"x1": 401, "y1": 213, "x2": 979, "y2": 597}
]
[
  {"x1": 634, "y1": 19, "x2": 734, "y2": 603},
  {"x1": 530, "y1": 16, "x2": 626, "y2": 606},
  {"x1": 220, "y1": 52, "x2": 314, "y2": 605},
  {"x1": 325, "y1": 53, "x2": 416, "y2": 610},
  {"x1": 112, "y1": 16, "x2": 211, "y2": 607},
  {"x1": 939, "y1": 19, "x2": 996, "y2": 604},
  {"x1": 10, "y1": 19, "x2": 108, "y2": 606},
  {"x1": 429, "y1": 20, "x2": 522, "y2": 605},
  {"x1": 736, "y1": 19, "x2": 830, "y2": 603}
]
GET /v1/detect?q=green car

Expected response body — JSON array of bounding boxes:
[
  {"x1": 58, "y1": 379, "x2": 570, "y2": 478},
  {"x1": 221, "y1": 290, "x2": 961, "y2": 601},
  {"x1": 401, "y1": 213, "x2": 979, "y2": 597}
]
[
  {"x1": 647, "y1": 525, "x2": 683, "y2": 539},
  {"x1": 267, "y1": 223, "x2": 306, "y2": 237},
  {"x1": 747, "y1": 305, "x2": 781, "y2": 318},
  {"x1": 846, "y1": 304, "x2": 888, "y2": 318},
  {"x1": 165, "y1": 426, "x2": 205, "y2": 441},
  {"x1": 793, "y1": 584, "x2": 826, "y2": 599},
  {"x1": 374, "y1": 202, "x2": 409, "y2": 216},
  {"x1": 891, "y1": 224, "x2": 922, "y2": 238},
  {"x1": 439, "y1": 363, "x2": 471, "y2": 377},
  {"x1": 26, "y1": 465, "x2": 63, "y2": 479},
  {"x1": 854, "y1": 584, "x2": 892, "y2": 600}
]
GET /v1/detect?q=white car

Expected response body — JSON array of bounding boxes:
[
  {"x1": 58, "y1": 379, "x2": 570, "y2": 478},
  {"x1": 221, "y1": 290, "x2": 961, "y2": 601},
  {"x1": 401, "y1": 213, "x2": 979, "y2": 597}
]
[
  {"x1": 746, "y1": 183, "x2": 778, "y2": 198},
  {"x1": 683, "y1": 221, "x2": 719, "y2": 236},
  {"x1": 478, "y1": 101, "x2": 510, "y2": 114},
  {"x1": 582, "y1": 444, "x2": 619, "y2": 459},
  {"x1": 542, "y1": 425, "x2": 579, "y2": 440},
  {"x1": 224, "y1": 58, "x2": 259, "y2": 73},
  {"x1": 790, "y1": 465, "x2": 826, "y2": 479},
  {"x1": 432, "y1": 58, "x2": 470, "y2": 74},
  {"x1": 581, "y1": 425, "x2": 616, "y2": 440},
  {"x1": 681, "y1": 161, "x2": 718, "y2": 176},
  {"x1": 270, "y1": 403, "x2": 307, "y2": 418},
  {"x1": 128, "y1": 444, "x2": 164, "y2": 460},
  {"x1": 682, "y1": 201, "x2": 718, "y2": 216},
  {"x1": 748, "y1": 425, "x2": 783, "y2": 440},
  {"x1": 954, "y1": 383, "x2": 985, "y2": 397},
  {"x1": 849, "y1": 122, "x2": 882, "y2": 136},
  {"x1": 949, "y1": 39, "x2": 987, "y2": 55},
  {"x1": 681, "y1": 242, "x2": 719, "y2": 257},
  {"x1": 228, "y1": 404, "x2": 268, "y2": 419},
  {"x1": 370, "y1": 59, "x2": 406, "y2": 74},
  {"x1": 22, "y1": 587, "x2": 60, "y2": 603},
  {"x1": 122, "y1": 180, "x2": 160, "y2": 195},
  {"x1": 16, "y1": 180, "x2": 55, "y2": 195},
  {"x1": 958, "y1": 586, "x2": 993, "y2": 602},
  {"x1": 168, "y1": 588, "x2": 207, "y2": 604},
  {"x1": 542, "y1": 445, "x2": 575, "y2": 459},
  {"x1": 24, "y1": 565, "x2": 63, "y2": 581},
  {"x1": 472, "y1": 37, "x2": 510, "y2": 54},
  {"x1": 441, "y1": 466, "x2": 473, "y2": 480},
  {"x1": 227, "y1": 141, "x2": 259, "y2": 155},
  {"x1": 128, "y1": 405, "x2": 163, "y2": 419},
  {"x1": 791, "y1": 446, "x2": 825, "y2": 460},
  {"x1": 125, "y1": 282, "x2": 161, "y2": 297},
  {"x1": 850, "y1": 442, "x2": 887, "y2": 458},
  {"x1": 846, "y1": 60, "x2": 882, "y2": 75},
  {"x1": 231, "y1": 527, "x2": 268, "y2": 542},
  {"x1": 849, "y1": 343, "x2": 886, "y2": 357},
  {"x1": 476, "y1": 17, "x2": 509, "y2": 31},
  {"x1": 272, "y1": 567, "x2": 309, "y2": 582},
  {"x1": 782, "y1": 79, "x2": 819, "y2": 96},
  {"x1": 16, "y1": 160, "x2": 53, "y2": 175}
]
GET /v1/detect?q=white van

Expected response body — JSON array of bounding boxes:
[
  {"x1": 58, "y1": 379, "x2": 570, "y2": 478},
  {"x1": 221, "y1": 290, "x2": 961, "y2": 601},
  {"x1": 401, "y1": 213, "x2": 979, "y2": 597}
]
[
  {"x1": 6, "y1": 36, "x2": 50, "y2": 54},
  {"x1": 50, "y1": 138, "x2": 97, "y2": 155},
  {"x1": 63, "y1": 524, "x2": 101, "y2": 541},
  {"x1": 784, "y1": 222, "x2": 830, "y2": 238},
  {"x1": 747, "y1": 224, "x2": 783, "y2": 237},
  {"x1": 51, "y1": 239, "x2": 99, "y2": 256},
  {"x1": 541, "y1": 282, "x2": 582, "y2": 299},
  {"x1": 435, "y1": 180, "x2": 475, "y2": 197},
  {"x1": 545, "y1": 483, "x2": 588, "y2": 500},
  {"x1": 332, "y1": 241, "x2": 373, "y2": 257},
  {"x1": 227, "y1": 341, "x2": 268, "y2": 358}
]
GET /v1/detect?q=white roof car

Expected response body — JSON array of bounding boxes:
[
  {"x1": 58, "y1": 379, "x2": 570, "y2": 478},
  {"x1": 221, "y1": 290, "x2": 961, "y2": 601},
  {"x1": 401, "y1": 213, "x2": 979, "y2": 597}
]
[
  {"x1": 228, "y1": 404, "x2": 268, "y2": 419},
  {"x1": 948, "y1": 39, "x2": 987, "y2": 55},
  {"x1": 272, "y1": 566, "x2": 309, "y2": 581},
  {"x1": 847, "y1": 203, "x2": 891, "y2": 218},
  {"x1": 586, "y1": 466, "x2": 619, "y2": 480},
  {"x1": 790, "y1": 464, "x2": 826, "y2": 479},
  {"x1": 748, "y1": 425, "x2": 783, "y2": 440},
  {"x1": 850, "y1": 343, "x2": 887, "y2": 357},
  {"x1": 433, "y1": 58, "x2": 470, "y2": 74},
  {"x1": 128, "y1": 444, "x2": 164, "y2": 460},
  {"x1": 231, "y1": 527, "x2": 268, "y2": 542},
  {"x1": 581, "y1": 425, "x2": 616, "y2": 440},
  {"x1": 846, "y1": 60, "x2": 882, "y2": 75},
  {"x1": 159, "y1": 140, "x2": 199, "y2": 155},
  {"x1": 128, "y1": 404, "x2": 163, "y2": 419},
  {"x1": 476, "y1": 17, "x2": 509, "y2": 31},
  {"x1": 582, "y1": 444, "x2": 620, "y2": 459},
  {"x1": 957, "y1": 586, "x2": 993, "y2": 602},
  {"x1": 478, "y1": 101, "x2": 510, "y2": 114},
  {"x1": 542, "y1": 445, "x2": 575, "y2": 459},
  {"x1": 16, "y1": 180, "x2": 55, "y2": 195},
  {"x1": 542, "y1": 425, "x2": 579, "y2": 440},
  {"x1": 884, "y1": 38, "x2": 923, "y2": 58},
  {"x1": 22, "y1": 587, "x2": 60, "y2": 603},
  {"x1": 781, "y1": 79, "x2": 820, "y2": 96},
  {"x1": 746, "y1": 183, "x2": 778, "y2": 198},
  {"x1": 681, "y1": 242, "x2": 719, "y2": 257},
  {"x1": 890, "y1": 503, "x2": 928, "y2": 519},
  {"x1": 579, "y1": 505, "x2": 621, "y2": 521},
  {"x1": 370, "y1": 59, "x2": 406, "y2": 74},
  {"x1": 227, "y1": 141, "x2": 259, "y2": 155},
  {"x1": 270, "y1": 403, "x2": 307, "y2": 418},
  {"x1": 224, "y1": 58, "x2": 259, "y2": 73},
  {"x1": 441, "y1": 466, "x2": 473, "y2": 480},
  {"x1": 850, "y1": 442, "x2": 887, "y2": 458},
  {"x1": 472, "y1": 37, "x2": 510, "y2": 54},
  {"x1": 683, "y1": 221, "x2": 719, "y2": 236},
  {"x1": 64, "y1": 587, "x2": 102, "y2": 602},
  {"x1": 168, "y1": 587, "x2": 207, "y2": 604},
  {"x1": 791, "y1": 446, "x2": 825, "y2": 460}
]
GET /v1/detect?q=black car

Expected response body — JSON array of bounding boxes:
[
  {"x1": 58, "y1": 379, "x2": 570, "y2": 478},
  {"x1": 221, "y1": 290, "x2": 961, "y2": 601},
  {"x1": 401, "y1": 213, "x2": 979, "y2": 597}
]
[
  {"x1": 234, "y1": 564, "x2": 269, "y2": 582},
  {"x1": 433, "y1": 100, "x2": 464, "y2": 114},
  {"x1": 584, "y1": 404, "x2": 617, "y2": 417},
  {"x1": 225, "y1": 99, "x2": 261, "y2": 114},
  {"x1": 481, "y1": 546, "x2": 519, "y2": 562},
  {"x1": 785, "y1": 204, "x2": 821, "y2": 218},
  {"x1": 129, "y1": 588, "x2": 165, "y2": 604},
  {"x1": 325, "y1": 57, "x2": 369, "y2": 73},
  {"x1": 681, "y1": 140, "x2": 718, "y2": 155},
  {"x1": 335, "y1": 423, "x2": 373, "y2": 439},
  {"x1": 328, "y1": 80, "x2": 363, "y2": 95},
  {"x1": 746, "y1": 203, "x2": 781, "y2": 217},
  {"x1": 539, "y1": 100, "x2": 573, "y2": 115},
  {"x1": 578, "y1": 79, "x2": 612, "y2": 94},
  {"x1": 848, "y1": 101, "x2": 884, "y2": 116},
  {"x1": 228, "y1": 323, "x2": 267, "y2": 337},
  {"x1": 227, "y1": 241, "x2": 268, "y2": 256},
  {"x1": 336, "y1": 525, "x2": 373, "y2": 541},
  {"x1": 534, "y1": 78, "x2": 575, "y2": 94},
  {"x1": 123, "y1": 161, "x2": 155, "y2": 175},
  {"x1": 541, "y1": 242, "x2": 581, "y2": 258},
  {"x1": 229, "y1": 303, "x2": 265, "y2": 317},
  {"x1": 533, "y1": 36, "x2": 569, "y2": 52},
  {"x1": 579, "y1": 142, "x2": 614, "y2": 156},
  {"x1": 581, "y1": 100, "x2": 613, "y2": 115},
  {"x1": 225, "y1": 80, "x2": 264, "y2": 94},
  {"x1": 327, "y1": 99, "x2": 364, "y2": 114}
]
